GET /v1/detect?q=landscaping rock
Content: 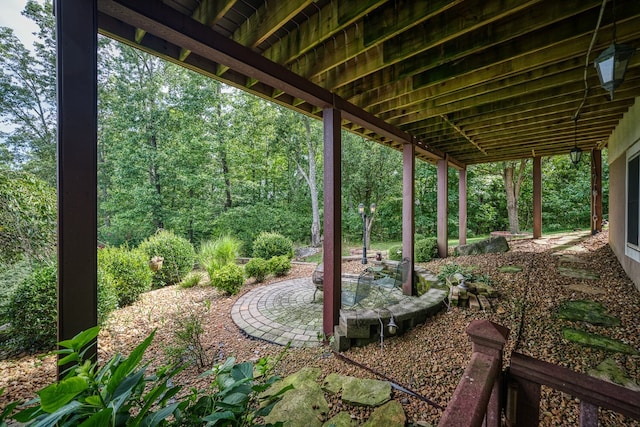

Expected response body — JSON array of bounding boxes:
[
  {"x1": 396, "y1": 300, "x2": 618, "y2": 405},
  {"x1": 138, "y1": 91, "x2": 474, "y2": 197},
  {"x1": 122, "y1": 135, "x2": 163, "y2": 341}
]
[
  {"x1": 322, "y1": 372, "x2": 347, "y2": 394},
  {"x1": 558, "y1": 266, "x2": 599, "y2": 280},
  {"x1": 361, "y1": 400, "x2": 406, "y2": 427},
  {"x1": 323, "y1": 412, "x2": 357, "y2": 427},
  {"x1": 341, "y1": 377, "x2": 391, "y2": 407},
  {"x1": 562, "y1": 328, "x2": 638, "y2": 355},
  {"x1": 556, "y1": 300, "x2": 620, "y2": 327},
  {"x1": 455, "y1": 236, "x2": 509, "y2": 256},
  {"x1": 588, "y1": 358, "x2": 640, "y2": 391},
  {"x1": 263, "y1": 368, "x2": 329, "y2": 427}
]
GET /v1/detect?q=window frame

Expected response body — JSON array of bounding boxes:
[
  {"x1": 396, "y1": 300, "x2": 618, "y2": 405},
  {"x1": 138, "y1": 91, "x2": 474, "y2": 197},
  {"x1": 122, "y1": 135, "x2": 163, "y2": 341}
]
[{"x1": 626, "y1": 139, "x2": 640, "y2": 262}]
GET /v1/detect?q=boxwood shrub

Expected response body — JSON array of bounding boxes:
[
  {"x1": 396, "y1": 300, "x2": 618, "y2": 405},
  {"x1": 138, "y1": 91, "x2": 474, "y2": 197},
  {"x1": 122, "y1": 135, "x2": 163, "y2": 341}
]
[
  {"x1": 415, "y1": 237, "x2": 438, "y2": 262},
  {"x1": 210, "y1": 264, "x2": 245, "y2": 295},
  {"x1": 268, "y1": 255, "x2": 291, "y2": 277},
  {"x1": 252, "y1": 232, "x2": 294, "y2": 260},
  {"x1": 98, "y1": 246, "x2": 153, "y2": 306},
  {"x1": 245, "y1": 258, "x2": 270, "y2": 283},
  {"x1": 7, "y1": 263, "x2": 57, "y2": 351},
  {"x1": 139, "y1": 230, "x2": 195, "y2": 287}
]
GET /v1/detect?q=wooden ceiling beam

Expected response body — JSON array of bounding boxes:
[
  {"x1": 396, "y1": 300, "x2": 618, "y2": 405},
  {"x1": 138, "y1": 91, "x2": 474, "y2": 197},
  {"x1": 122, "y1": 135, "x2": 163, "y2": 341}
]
[
  {"x1": 337, "y1": 5, "x2": 640, "y2": 108},
  {"x1": 293, "y1": 0, "x2": 539, "y2": 86},
  {"x1": 177, "y1": 0, "x2": 238, "y2": 61},
  {"x1": 262, "y1": 0, "x2": 385, "y2": 68},
  {"x1": 216, "y1": 0, "x2": 313, "y2": 75}
]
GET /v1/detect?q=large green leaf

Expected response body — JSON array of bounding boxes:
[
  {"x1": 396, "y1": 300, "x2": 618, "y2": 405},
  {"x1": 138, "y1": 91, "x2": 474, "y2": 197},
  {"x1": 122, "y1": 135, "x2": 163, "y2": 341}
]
[
  {"x1": 107, "y1": 330, "x2": 155, "y2": 395},
  {"x1": 77, "y1": 408, "x2": 113, "y2": 427},
  {"x1": 57, "y1": 326, "x2": 100, "y2": 351},
  {"x1": 38, "y1": 377, "x2": 89, "y2": 413},
  {"x1": 139, "y1": 402, "x2": 182, "y2": 427}
]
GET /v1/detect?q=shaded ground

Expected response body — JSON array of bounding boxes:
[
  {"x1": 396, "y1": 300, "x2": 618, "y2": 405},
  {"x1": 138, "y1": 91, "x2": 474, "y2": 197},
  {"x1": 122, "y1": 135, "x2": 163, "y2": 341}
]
[{"x1": 1, "y1": 230, "x2": 639, "y2": 426}]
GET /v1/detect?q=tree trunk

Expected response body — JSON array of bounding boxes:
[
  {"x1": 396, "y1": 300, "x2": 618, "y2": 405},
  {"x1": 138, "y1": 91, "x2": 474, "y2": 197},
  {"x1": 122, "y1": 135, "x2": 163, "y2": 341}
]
[
  {"x1": 303, "y1": 117, "x2": 322, "y2": 247},
  {"x1": 365, "y1": 215, "x2": 375, "y2": 250},
  {"x1": 502, "y1": 160, "x2": 526, "y2": 234},
  {"x1": 215, "y1": 85, "x2": 232, "y2": 210},
  {"x1": 148, "y1": 134, "x2": 164, "y2": 230}
]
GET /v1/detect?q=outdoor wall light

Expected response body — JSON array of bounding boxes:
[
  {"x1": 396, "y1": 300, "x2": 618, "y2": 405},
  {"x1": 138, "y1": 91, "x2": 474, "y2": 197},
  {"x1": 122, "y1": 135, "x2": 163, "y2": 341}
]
[
  {"x1": 594, "y1": 0, "x2": 635, "y2": 100},
  {"x1": 358, "y1": 203, "x2": 376, "y2": 264}
]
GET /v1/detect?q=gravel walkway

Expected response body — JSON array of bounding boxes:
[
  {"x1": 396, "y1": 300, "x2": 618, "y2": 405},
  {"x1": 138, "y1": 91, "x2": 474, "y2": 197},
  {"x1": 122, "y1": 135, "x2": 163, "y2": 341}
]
[{"x1": 1, "y1": 231, "x2": 639, "y2": 426}]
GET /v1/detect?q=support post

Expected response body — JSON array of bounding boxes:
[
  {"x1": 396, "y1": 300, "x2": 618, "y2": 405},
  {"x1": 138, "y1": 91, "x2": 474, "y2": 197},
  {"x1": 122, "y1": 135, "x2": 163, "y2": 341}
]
[
  {"x1": 55, "y1": 0, "x2": 98, "y2": 376},
  {"x1": 437, "y1": 157, "x2": 448, "y2": 258},
  {"x1": 402, "y1": 142, "x2": 415, "y2": 295},
  {"x1": 458, "y1": 168, "x2": 467, "y2": 246},
  {"x1": 591, "y1": 149, "x2": 602, "y2": 234},
  {"x1": 533, "y1": 156, "x2": 542, "y2": 239},
  {"x1": 322, "y1": 108, "x2": 342, "y2": 338}
]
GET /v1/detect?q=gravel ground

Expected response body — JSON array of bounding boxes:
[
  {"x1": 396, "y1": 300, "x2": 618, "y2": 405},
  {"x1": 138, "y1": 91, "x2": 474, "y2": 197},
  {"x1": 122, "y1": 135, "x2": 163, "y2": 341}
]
[{"x1": 1, "y1": 231, "x2": 639, "y2": 426}]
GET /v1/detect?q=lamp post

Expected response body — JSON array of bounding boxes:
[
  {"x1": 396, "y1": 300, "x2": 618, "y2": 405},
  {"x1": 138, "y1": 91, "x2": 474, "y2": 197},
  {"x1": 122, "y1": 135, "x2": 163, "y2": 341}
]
[{"x1": 358, "y1": 203, "x2": 376, "y2": 264}]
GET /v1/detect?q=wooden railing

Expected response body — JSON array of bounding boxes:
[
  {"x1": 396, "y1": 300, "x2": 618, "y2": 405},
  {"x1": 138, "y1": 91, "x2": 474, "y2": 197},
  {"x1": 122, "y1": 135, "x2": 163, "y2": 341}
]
[{"x1": 439, "y1": 320, "x2": 640, "y2": 427}]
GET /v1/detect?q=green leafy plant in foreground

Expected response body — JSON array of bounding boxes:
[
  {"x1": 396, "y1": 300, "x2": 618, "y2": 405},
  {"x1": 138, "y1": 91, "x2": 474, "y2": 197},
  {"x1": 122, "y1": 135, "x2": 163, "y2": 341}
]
[{"x1": 2, "y1": 327, "x2": 289, "y2": 427}]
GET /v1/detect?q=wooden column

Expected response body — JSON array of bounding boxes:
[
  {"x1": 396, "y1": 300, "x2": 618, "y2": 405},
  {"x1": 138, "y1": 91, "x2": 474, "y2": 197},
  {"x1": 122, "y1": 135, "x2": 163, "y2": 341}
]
[
  {"x1": 458, "y1": 168, "x2": 467, "y2": 246},
  {"x1": 56, "y1": 0, "x2": 98, "y2": 375},
  {"x1": 591, "y1": 149, "x2": 603, "y2": 234},
  {"x1": 322, "y1": 108, "x2": 342, "y2": 337},
  {"x1": 402, "y1": 142, "x2": 415, "y2": 295},
  {"x1": 533, "y1": 156, "x2": 542, "y2": 239},
  {"x1": 437, "y1": 157, "x2": 448, "y2": 258}
]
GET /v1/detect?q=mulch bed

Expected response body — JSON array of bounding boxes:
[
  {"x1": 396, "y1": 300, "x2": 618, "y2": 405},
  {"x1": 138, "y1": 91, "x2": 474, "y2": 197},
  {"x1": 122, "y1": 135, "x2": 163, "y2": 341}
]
[{"x1": 1, "y1": 231, "x2": 639, "y2": 426}]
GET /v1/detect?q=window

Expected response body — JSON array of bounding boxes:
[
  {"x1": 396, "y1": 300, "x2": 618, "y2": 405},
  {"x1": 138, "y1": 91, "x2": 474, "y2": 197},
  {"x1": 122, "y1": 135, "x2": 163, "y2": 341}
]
[{"x1": 626, "y1": 140, "x2": 640, "y2": 261}]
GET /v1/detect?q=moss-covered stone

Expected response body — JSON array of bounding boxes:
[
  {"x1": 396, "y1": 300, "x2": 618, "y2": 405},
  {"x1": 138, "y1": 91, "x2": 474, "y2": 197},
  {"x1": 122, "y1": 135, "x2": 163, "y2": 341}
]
[
  {"x1": 361, "y1": 400, "x2": 406, "y2": 427},
  {"x1": 588, "y1": 358, "x2": 640, "y2": 390},
  {"x1": 498, "y1": 265, "x2": 523, "y2": 273},
  {"x1": 562, "y1": 328, "x2": 638, "y2": 355},
  {"x1": 323, "y1": 411, "x2": 358, "y2": 427},
  {"x1": 342, "y1": 377, "x2": 391, "y2": 407},
  {"x1": 558, "y1": 266, "x2": 599, "y2": 280},
  {"x1": 556, "y1": 300, "x2": 620, "y2": 327}
]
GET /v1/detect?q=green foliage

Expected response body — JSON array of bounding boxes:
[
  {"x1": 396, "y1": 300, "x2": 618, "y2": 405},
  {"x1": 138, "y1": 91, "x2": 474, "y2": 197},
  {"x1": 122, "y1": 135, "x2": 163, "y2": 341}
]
[
  {"x1": 180, "y1": 271, "x2": 204, "y2": 288},
  {"x1": 3, "y1": 327, "x2": 288, "y2": 426},
  {"x1": 252, "y1": 232, "x2": 294, "y2": 260},
  {"x1": 212, "y1": 204, "x2": 309, "y2": 256},
  {"x1": 97, "y1": 268, "x2": 118, "y2": 325},
  {"x1": 0, "y1": 259, "x2": 33, "y2": 327},
  {"x1": 245, "y1": 258, "x2": 270, "y2": 283},
  {"x1": 7, "y1": 263, "x2": 57, "y2": 351},
  {"x1": 177, "y1": 354, "x2": 290, "y2": 427},
  {"x1": 437, "y1": 263, "x2": 474, "y2": 283},
  {"x1": 10, "y1": 327, "x2": 185, "y2": 426},
  {"x1": 199, "y1": 235, "x2": 241, "y2": 277},
  {"x1": 268, "y1": 255, "x2": 291, "y2": 277},
  {"x1": 388, "y1": 245, "x2": 403, "y2": 261},
  {"x1": 0, "y1": 171, "x2": 56, "y2": 264},
  {"x1": 210, "y1": 264, "x2": 245, "y2": 295},
  {"x1": 415, "y1": 237, "x2": 438, "y2": 262},
  {"x1": 139, "y1": 229, "x2": 195, "y2": 287},
  {"x1": 98, "y1": 245, "x2": 153, "y2": 306},
  {"x1": 166, "y1": 302, "x2": 211, "y2": 369}
]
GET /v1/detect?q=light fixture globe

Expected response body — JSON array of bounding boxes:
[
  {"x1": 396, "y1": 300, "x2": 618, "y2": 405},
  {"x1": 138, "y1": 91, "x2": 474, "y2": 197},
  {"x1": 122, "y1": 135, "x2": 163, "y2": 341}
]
[
  {"x1": 570, "y1": 146, "x2": 583, "y2": 167},
  {"x1": 594, "y1": 42, "x2": 635, "y2": 100}
]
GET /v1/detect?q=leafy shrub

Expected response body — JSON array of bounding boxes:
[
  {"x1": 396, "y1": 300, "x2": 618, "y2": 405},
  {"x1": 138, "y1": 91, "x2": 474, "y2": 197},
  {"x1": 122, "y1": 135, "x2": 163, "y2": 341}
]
[
  {"x1": 180, "y1": 271, "x2": 204, "y2": 288},
  {"x1": 210, "y1": 263, "x2": 245, "y2": 295},
  {"x1": 0, "y1": 259, "x2": 33, "y2": 326},
  {"x1": 7, "y1": 263, "x2": 57, "y2": 351},
  {"x1": 97, "y1": 268, "x2": 118, "y2": 324},
  {"x1": 2, "y1": 328, "x2": 289, "y2": 427},
  {"x1": 415, "y1": 237, "x2": 438, "y2": 262},
  {"x1": 98, "y1": 245, "x2": 153, "y2": 306},
  {"x1": 253, "y1": 232, "x2": 294, "y2": 260},
  {"x1": 199, "y1": 235, "x2": 241, "y2": 276},
  {"x1": 139, "y1": 229, "x2": 195, "y2": 287},
  {"x1": 388, "y1": 244, "x2": 403, "y2": 261},
  {"x1": 245, "y1": 258, "x2": 270, "y2": 282},
  {"x1": 166, "y1": 302, "x2": 211, "y2": 369},
  {"x1": 268, "y1": 255, "x2": 291, "y2": 277},
  {"x1": 437, "y1": 262, "x2": 474, "y2": 283},
  {"x1": 0, "y1": 172, "x2": 56, "y2": 264}
]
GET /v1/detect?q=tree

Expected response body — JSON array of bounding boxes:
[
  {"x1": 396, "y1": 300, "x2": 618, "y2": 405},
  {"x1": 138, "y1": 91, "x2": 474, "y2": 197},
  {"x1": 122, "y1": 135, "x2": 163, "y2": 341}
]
[
  {"x1": 0, "y1": 1, "x2": 56, "y2": 184},
  {"x1": 503, "y1": 159, "x2": 527, "y2": 234}
]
